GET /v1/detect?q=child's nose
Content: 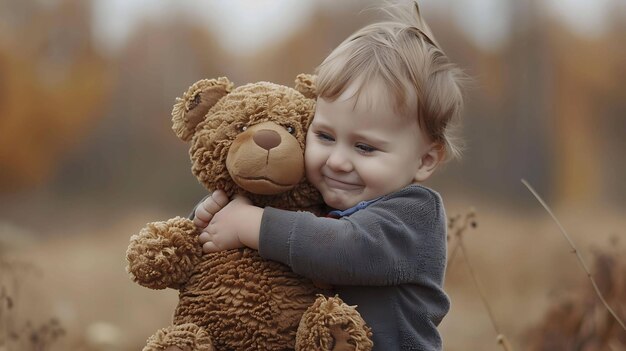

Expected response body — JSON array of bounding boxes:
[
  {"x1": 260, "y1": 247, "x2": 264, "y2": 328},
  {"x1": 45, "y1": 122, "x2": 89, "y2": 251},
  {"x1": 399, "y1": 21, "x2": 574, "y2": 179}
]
[
  {"x1": 326, "y1": 148, "x2": 353, "y2": 172},
  {"x1": 253, "y1": 129, "x2": 281, "y2": 150}
]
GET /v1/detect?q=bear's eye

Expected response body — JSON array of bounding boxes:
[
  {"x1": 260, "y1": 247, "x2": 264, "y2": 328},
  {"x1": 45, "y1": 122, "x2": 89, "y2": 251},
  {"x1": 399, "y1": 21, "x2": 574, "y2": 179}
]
[
  {"x1": 240, "y1": 125, "x2": 248, "y2": 132},
  {"x1": 285, "y1": 125, "x2": 295, "y2": 134}
]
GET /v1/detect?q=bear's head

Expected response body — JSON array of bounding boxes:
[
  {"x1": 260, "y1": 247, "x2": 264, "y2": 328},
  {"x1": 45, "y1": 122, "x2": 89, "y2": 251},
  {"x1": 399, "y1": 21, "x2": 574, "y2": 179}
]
[{"x1": 171, "y1": 75, "x2": 322, "y2": 210}]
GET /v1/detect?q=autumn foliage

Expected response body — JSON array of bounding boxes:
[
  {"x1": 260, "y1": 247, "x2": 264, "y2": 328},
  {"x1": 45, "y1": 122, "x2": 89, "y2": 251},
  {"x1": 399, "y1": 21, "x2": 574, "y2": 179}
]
[{"x1": 0, "y1": 0, "x2": 111, "y2": 191}]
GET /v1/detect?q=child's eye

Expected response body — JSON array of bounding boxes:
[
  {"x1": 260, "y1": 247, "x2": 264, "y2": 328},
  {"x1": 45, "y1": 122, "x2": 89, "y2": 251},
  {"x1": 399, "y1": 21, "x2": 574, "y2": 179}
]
[
  {"x1": 316, "y1": 132, "x2": 334, "y2": 142},
  {"x1": 356, "y1": 143, "x2": 377, "y2": 153}
]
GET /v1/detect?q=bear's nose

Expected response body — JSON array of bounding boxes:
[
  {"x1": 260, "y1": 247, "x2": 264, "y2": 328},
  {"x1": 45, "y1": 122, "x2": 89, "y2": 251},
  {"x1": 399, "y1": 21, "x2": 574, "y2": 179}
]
[{"x1": 253, "y1": 129, "x2": 281, "y2": 150}]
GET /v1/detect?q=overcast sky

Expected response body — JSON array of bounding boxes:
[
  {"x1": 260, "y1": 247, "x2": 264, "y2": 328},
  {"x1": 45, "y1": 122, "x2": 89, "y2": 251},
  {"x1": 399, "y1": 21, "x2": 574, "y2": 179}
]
[{"x1": 90, "y1": 0, "x2": 623, "y2": 55}]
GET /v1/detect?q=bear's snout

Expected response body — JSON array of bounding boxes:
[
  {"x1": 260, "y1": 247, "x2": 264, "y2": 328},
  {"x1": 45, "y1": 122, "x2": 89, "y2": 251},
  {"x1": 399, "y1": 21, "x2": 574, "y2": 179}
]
[{"x1": 253, "y1": 129, "x2": 281, "y2": 150}]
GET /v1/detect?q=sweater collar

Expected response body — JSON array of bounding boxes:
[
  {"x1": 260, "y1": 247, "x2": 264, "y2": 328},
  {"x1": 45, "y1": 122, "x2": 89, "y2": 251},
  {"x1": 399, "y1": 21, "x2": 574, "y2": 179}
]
[{"x1": 327, "y1": 196, "x2": 383, "y2": 218}]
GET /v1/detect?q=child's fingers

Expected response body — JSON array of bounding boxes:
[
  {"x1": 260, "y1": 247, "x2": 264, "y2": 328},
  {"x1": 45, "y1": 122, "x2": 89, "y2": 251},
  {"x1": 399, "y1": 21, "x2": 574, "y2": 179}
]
[
  {"x1": 198, "y1": 231, "x2": 211, "y2": 244},
  {"x1": 211, "y1": 190, "x2": 229, "y2": 208},
  {"x1": 202, "y1": 241, "x2": 220, "y2": 253},
  {"x1": 200, "y1": 192, "x2": 228, "y2": 217},
  {"x1": 194, "y1": 206, "x2": 213, "y2": 224},
  {"x1": 201, "y1": 225, "x2": 221, "y2": 253},
  {"x1": 194, "y1": 190, "x2": 229, "y2": 228},
  {"x1": 193, "y1": 217, "x2": 209, "y2": 228}
]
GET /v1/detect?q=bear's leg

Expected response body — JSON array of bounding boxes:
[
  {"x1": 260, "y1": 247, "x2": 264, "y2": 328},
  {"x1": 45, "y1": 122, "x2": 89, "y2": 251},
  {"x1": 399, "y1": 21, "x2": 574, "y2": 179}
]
[
  {"x1": 295, "y1": 295, "x2": 373, "y2": 351},
  {"x1": 143, "y1": 323, "x2": 214, "y2": 351}
]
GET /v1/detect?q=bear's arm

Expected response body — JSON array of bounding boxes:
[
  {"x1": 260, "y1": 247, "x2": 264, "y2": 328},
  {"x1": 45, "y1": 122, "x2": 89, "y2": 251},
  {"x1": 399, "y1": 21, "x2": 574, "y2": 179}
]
[{"x1": 126, "y1": 217, "x2": 202, "y2": 290}]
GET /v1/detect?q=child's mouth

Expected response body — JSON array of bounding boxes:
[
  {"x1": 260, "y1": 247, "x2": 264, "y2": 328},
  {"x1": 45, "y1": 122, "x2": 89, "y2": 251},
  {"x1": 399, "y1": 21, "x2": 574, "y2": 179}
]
[{"x1": 323, "y1": 176, "x2": 362, "y2": 191}]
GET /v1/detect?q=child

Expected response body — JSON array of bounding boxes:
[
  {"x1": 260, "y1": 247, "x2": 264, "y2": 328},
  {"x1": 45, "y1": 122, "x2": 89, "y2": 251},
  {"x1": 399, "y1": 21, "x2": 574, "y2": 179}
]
[{"x1": 194, "y1": 2, "x2": 464, "y2": 350}]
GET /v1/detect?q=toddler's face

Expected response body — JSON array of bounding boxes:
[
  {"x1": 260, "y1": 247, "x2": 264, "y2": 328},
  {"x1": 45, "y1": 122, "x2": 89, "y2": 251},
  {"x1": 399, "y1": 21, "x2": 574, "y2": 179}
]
[{"x1": 305, "y1": 81, "x2": 436, "y2": 210}]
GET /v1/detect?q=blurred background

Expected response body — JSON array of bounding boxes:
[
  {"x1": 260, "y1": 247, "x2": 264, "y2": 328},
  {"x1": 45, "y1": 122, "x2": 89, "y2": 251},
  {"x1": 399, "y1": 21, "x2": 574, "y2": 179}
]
[{"x1": 0, "y1": 0, "x2": 624, "y2": 350}]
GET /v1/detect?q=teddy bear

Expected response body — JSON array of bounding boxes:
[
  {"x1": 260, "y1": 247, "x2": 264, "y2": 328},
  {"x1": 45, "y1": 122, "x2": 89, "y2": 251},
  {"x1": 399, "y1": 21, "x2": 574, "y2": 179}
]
[{"x1": 126, "y1": 75, "x2": 373, "y2": 351}]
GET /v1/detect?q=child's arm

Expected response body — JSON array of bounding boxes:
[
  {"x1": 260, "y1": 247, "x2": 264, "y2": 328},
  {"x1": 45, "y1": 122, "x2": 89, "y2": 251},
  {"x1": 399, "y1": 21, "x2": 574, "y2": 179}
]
[
  {"x1": 259, "y1": 186, "x2": 447, "y2": 287},
  {"x1": 195, "y1": 190, "x2": 263, "y2": 253}
]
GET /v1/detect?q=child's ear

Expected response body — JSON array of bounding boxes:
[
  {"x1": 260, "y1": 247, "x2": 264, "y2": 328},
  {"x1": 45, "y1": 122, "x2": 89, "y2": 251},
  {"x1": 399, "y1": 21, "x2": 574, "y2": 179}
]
[{"x1": 414, "y1": 143, "x2": 444, "y2": 182}]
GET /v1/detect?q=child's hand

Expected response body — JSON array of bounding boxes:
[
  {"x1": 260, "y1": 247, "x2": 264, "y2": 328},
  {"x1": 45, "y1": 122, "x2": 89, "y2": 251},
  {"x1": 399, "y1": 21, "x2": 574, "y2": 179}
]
[
  {"x1": 193, "y1": 190, "x2": 229, "y2": 229},
  {"x1": 198, "y1": 195, "x2": 259, "y2": 253}
]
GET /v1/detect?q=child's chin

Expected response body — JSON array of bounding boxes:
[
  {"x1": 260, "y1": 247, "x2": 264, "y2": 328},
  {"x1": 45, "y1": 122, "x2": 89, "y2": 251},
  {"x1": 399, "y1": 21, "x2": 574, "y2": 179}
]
[{"x1": 323, "y1": 195, "x2": 356, "y2": 211}]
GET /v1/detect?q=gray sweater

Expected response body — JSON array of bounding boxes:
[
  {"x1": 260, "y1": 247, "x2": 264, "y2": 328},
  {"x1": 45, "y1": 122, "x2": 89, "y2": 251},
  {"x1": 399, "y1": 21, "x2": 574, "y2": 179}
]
[{"x1": 259, "y1": 185, "x2": 450, "y2": 351}]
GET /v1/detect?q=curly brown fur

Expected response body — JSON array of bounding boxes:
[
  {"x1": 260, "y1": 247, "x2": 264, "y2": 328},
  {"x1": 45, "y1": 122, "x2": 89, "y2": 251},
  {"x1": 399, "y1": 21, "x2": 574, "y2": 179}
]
[
  {"x1": 172, "y1": 78, "x2": 234, "y2": 142},
  {"x1": 173, "y1": 248, "x2": 321, "y2": 350},
  {"x1": 294, "y1": 73, "x2": 317, "y2": 99},
  {"x1": 144, "y1": 323, "x2": 214, "y2": 351},
  {"x1": 296, "y1": 296, "x2": 373, "y2": 351},
  {"x1": 126, "y1": 217, "x2": 202, "y2": 290}
]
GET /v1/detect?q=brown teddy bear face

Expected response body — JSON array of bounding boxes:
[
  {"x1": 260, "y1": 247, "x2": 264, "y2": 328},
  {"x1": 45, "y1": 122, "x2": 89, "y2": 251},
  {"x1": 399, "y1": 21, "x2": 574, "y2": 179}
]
[
  {"x1": 172, "y1": 77, "x2": 323, "y2": 210},
  {"x1": 226, "y1": 121, "x2": 304, "y2": 195}
]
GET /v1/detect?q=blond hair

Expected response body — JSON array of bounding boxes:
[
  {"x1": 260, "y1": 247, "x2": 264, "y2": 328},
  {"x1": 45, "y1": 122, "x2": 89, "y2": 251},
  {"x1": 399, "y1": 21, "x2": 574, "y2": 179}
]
[{"x1": 315, "y1": 2, "x2": 465, "y2": 160}]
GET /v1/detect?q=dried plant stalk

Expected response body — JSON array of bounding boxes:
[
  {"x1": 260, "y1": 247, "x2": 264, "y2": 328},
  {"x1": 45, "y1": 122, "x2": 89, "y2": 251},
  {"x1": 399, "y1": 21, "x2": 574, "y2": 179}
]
[
  {"x1": 447, "y1": 209, "x2": 476, "y2": 266},
  {"x1": 521, "y1": 179, "x2": 626, "y2": 331},
  {"x1": 448, "y1": 210, "x2": 515, "y2": 351},
  {"x1": 497, "y1": 334, "x2": 513, "y2": 351}
]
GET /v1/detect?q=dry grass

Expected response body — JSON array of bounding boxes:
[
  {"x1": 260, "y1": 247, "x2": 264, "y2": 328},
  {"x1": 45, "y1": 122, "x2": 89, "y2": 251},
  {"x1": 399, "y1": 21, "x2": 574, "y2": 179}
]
[
  {"x1": 0, "y1": 209, "x2": 178, "y2": 351},
  {"x1": 0, "y1": 256, "x2": 65, "y2": 350},
  {"x1": 525, "y1": 247, "x2": 626, "y2": 350},
  {"x1": 440, "y1": 199, "x2": 626, "y2": 351}
]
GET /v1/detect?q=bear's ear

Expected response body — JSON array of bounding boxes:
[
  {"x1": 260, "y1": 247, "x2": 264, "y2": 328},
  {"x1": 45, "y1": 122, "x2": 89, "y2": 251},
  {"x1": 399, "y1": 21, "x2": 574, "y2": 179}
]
[
  {"x1": 171, "y1": 77, "x2": 234, "y2": 141},
  {"x1": 294, "y1": 74, "x2": 317, "y2": 99}
]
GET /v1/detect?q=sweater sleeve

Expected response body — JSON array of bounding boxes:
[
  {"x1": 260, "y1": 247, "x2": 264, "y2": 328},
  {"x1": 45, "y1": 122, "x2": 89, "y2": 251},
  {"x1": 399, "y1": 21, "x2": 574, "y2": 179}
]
[{"x1": 258, "y1": 185, "x2": 447, "y2": 287}]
